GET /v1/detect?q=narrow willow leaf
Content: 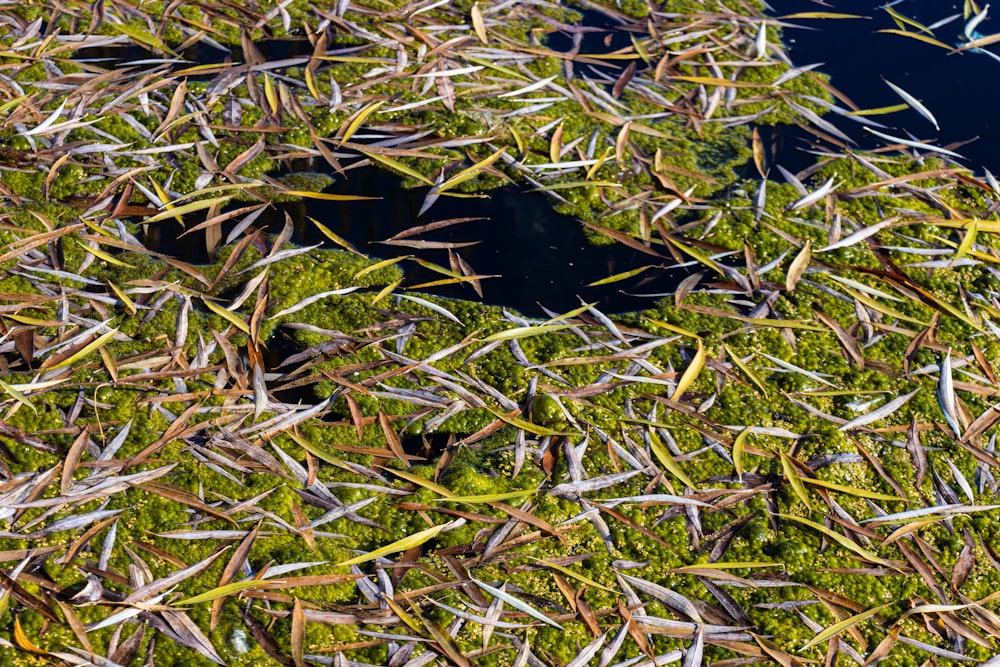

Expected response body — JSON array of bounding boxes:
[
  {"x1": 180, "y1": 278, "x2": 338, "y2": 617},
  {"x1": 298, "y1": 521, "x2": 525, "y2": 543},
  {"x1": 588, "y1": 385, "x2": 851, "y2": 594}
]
[
  {"x1": 587, "y1": 265, "x2": 654, "y2": 287},
  {"x1": 669, "y1": 562, "x2": 783, "y2": 573},
  {"x1": 336, "y1": 521, "x2": 458, "y2": 567},
  {"x1": 801, "y1": 477, "x2": 902, "y2": 502},
  {"x1": 839, "y1": 286, "x2": 927, "y2": 326},
  {"x1": 649, "y1": 431, "x2": 698, "y2": 489},
  {"x1": 777, "y1": 514, "x2": 891, "y2": 566},
  {"x1": 471, "y1": 3, "x2": 488, "y2": 43},
  {"x1": 541, "y1": 301, "x2": 596, "y2": 324},
  {"x1": 430, "y1": 490, "x2": 533, "y2": 504},
  {"x1": 838, "y1": 388, "x2": 920, "y2": 431},
  {"x1": 663, "y1": 237, "x2": 724, "y2": 275},
  {"x1": 779, "y1": 453, "x2": 812, "y2": 511},
  {"x1": 800, "y1": 603, "x2": 891, "y2": 651},
  {"x1": 434, "y1": 148, "x2": 507, "y2": 194},
  {"x1": 845, "y1": 103, "x2": 910, "y2": 116},
  {"x1": 480, "y1": 324, "x2": 570, "y2": 343},
  {"x1": 144, "y1": 196, "x2": 233, "y2": 223},
  {"x1": 202, "y1": 299, "x2": 251, "y2": 335},
  {"x1": 884, "y1": 78, "x2": 939, "y2": 130},
  {"x1": 954, "y1": 218, "x2": 978, "y2": 263},
  {"x1": 733, "y1": 427, "x2": 750, "y2": 481},
  {"x1": 668, "y1": 75, "x2": 770, "y2": 88},
  {"x1": 111, "y1": 22, "x2": 178, "y2": 55},
  {"x1": 785, "y1": 240, "x2": 810, "y2": 292},
  {"x1": 938, "y1": 352, "x2": 963, "y2": 437},
  {"x1": 724, "y1": 346, "x2": 768, "y2": 397},
  {"x1": 340, "y1": 101, "x2": 384, "y2": 143},
  {"x1": 280, "y1": 190, "x2": 378, "y2": 201},
  {"x1": 47, "y1": 328, "x2": 119, "y2": 370},
  {"x1": 532, "y1": 558, "x2": 618, "y2": 594},
  {"x1": 781, "y1": 11, "x2": 867, "y2": 18},
  {"x1": 291, "y1": 598, "x2": 306, "y2": 667},
  {"x1": 486, "y1": 407, "x2": 576, "y2": 437},
  {"x1": 76, "y1": 240, "x2": 135, "y2": 268},
  {"x1": 396, "y1": 294, "x2": 463, "y2": 325},
  {"x1": 371, "y1": 278, "x2": 403, "y2": 305},
  {"x1": 174, "y1": 579, "x2": 270, "y2": 606},
  {"x1": 13, "y1": 616, "x2": 46, "y2": 654},
  {"x1": 670, "y1": 339, "x2": 705, "y2": 400},
  {"x1": 361, "y1": 151, "x2": 435, "y2": 186},
  {"x1": 0, "y1": 378, "x2": 35, "y2": 413},
  {"x1": 472, "y1": 579, "x2": 565, "y2": 629},
  {"x1": 646, "y1": 319, "x2": 701, "y2": 339},
  {"x1": 382, "y1": 467, "x2": 455, "y2": 499},
  {"x1": 354, "y1": 255, "x2": 410, "y2": 280},
  {"x1": 884, "y1": 5, "x2": 933, "y2": 33},
  {"x1": 262, "y1": 74, "x2": 279, "y2": 115}
]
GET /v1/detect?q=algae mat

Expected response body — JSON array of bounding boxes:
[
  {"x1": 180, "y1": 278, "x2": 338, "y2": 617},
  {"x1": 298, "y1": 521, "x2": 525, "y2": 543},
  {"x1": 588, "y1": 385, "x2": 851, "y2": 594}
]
[{"x1": 1, "y1": 1, "x2": 1000, "y2": 666}]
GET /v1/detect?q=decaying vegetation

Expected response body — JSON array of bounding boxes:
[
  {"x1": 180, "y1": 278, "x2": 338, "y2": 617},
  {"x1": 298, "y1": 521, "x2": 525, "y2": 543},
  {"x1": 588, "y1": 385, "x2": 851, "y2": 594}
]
[{"x1": 3, "y1": 0, "x2": 1000, "y2": 665}]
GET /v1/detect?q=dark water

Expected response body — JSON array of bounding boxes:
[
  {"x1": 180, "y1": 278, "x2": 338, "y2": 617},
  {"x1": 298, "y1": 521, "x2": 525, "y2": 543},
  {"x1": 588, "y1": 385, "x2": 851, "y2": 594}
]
[
  {"x1": 257, "y1": 168, "x2": 669, "y2": 315},
  {"x1": 766, "y1": 0, "x2": 999, "y2": 173}
]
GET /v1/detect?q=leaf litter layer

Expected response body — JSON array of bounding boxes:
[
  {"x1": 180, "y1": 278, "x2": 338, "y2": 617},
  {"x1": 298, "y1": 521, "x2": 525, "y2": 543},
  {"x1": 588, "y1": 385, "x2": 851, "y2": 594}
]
[{"x1": 2, "y1": 1, "x2": 1000, "y2": 666}]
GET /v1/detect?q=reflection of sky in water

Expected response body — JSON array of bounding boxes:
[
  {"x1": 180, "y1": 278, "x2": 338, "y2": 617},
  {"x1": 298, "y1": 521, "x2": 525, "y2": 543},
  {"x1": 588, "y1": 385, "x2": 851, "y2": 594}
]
[{"x1": 766, "y1": 1, "x2": 1000, "y2": 174}]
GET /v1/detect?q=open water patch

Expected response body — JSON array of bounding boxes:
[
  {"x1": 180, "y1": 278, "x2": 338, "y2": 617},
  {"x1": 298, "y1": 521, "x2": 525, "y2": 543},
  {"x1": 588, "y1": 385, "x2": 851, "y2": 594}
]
[
  {"x1": 146, "y1": 165, "x2": 686, "y2": 316},
  {"x1": 766, "y1": 1, "x2": 996, "y2": 172}
]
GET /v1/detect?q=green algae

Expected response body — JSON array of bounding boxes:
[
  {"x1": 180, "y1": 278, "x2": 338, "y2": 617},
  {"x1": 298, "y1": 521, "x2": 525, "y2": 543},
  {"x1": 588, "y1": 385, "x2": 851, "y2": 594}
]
[{"x1": 4, "y1": 2, "x2": 1000, "y2": 666}]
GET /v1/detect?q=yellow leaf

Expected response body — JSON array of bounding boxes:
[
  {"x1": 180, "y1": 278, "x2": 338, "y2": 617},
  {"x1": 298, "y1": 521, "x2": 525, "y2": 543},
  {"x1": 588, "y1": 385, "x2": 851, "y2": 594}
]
[
  {"x1": 336, "y1": 521, "x2": 456, "y2": 567},
  {"x1": 434, "y1": 148, "x2": 506, "y2": 194},
  {"x1": 471, "y1": 3, "x2": 488, "y2": 43},
  {"x1": 845, "y1": 103, "x2": 910, "y2": 116},
  {"x1": 533, "y1": 558, "x2": 618, "y2": 594},
  {"x1": 0, "y1": 378, "x2": 35, "y2": 413},
  {"x1": 361, "y1": 151, "x2": 435, "y2": 186},
  {"x1": 954, "y1": 218, "x2": 978, "y2": 264},
  {"x1": 340, "y1": 101, "x2": 384, "y2": 144},
  {"x1": 486, "y1": 406, "x2": 577, "y2": 437},
  {"x1": 431, "y1": 490, "x2": 533, "y2": 504},
  {"x1": 801, "y1": 477, "x2": 903, "y2": 502},
  {"x1": 279, "y1": 190, "x2": 378, "y2": 201},
  {"x1": 202, "y1": 298, "x2": 251, "y2": 335},
  {"x1": 174, "y1": 579, "x2": 269, "y2": 606},
  {"x1": 670, "y1": 339, "x2": 705, "y2": 400},
  {"x1": 724, "y1": 345, "x2": 768, "y2": 397},
  {"x1": 479, "y1": 324, "x2": 571, "y2": 343},
  {"x1": 785, "y1": 240, "x2": 810, "y2": 292},
  {"x1": 877, "y1": 29, "x2": 953, "y2": 50},
  {"x1": 781, "y1": 11, "x2": 868, "y2": 19},
  {"x1": 668, "y1": 75, "x2": 769, "y2": 88},
  {"x1": 263, "y1": 74, "x2": 279, "y2": 115},
  {"x1": 779, "y1": 453, "x2": 812, "y2": 511},
  {"x1": 645, "y1": 319, "x2": 701, "y2": 339},
  {"x1": 106, "y1": 280, "x2": 137, "y2": 315},
  {"x1": 587, "y1": 265, "x2": 654, "y2": 286},
  {"x1": 144, "y1": 195, "x2": 233, "y2": 224},
  {"x1": 370, "y1": 278, "x2": 402, "y2": 305},
  {"x1": 649, "y1": 430, "x2": 698, "y2": 489},
  {"x1": 48, "y1": 328, "x2": 119, "y2": 370},
  {"x1": 801, "y1": 603, "x2": 892, "y2": 651},
  {"x1": 382, "y1": 467, "x2": 455, "y2": 499},
  {"x1": 309, "y1": 217, "x2": 361, "y2": 254},
  {"x1": 76, "y1": 240, "x2": 135, "y2": 268},
  {"x1": 778, "y1": 514, "x2": 891, "y2": 566},
  {"x1": 354, "y1": 255, "x2": 410, "y2": 281},
  {"x1": 663, "y1": 236, "x2": 724, "y2": 275},
  {"x1": 305, "y1": 67, "x2": 322, "y2": 101},
  {"x1": 13, "y1": 616, "x2": 47, "y2": 654},
  {"x1": 732, "y1": 426, "x2": 750, "y2": 481}
]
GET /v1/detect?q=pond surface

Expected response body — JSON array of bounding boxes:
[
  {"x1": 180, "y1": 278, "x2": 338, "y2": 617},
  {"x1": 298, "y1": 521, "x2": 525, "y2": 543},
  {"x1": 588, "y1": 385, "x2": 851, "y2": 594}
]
[{"x1": 767, "y1": 0, "x2": 999, "y2": 173}]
